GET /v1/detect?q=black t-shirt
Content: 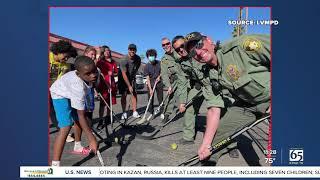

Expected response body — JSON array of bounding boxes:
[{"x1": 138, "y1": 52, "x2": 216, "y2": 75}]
[
  {"x1": 118, "y1": 54, "x2": 141, "y2": 81},
  {"x1": 144, "y1": 60, "x2": 161, "y2": 85}
]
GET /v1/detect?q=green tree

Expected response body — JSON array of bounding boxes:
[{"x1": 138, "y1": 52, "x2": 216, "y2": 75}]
[
  {"x1": 140, "y1": 54, "x2": 145, "y2": 59},
  {"x1": 232, "y1": 7, "x2": 247, "y2": 37},
  {"x1": 232, "y1": 25, "x2": 245, "y2": 37},
  {"x1": 140, "y1": 53, "x2": 147, "y2": 63}
]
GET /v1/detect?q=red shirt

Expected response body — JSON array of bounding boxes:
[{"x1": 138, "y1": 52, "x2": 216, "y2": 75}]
[{"x1": 96, "y1": 59, "x2": 118, "y2": 97}]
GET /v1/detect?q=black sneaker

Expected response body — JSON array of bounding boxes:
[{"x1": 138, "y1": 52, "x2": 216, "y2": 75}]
[
  {"x1": 177, "y1": 138, "x2": 194, "y2": 145},
  {"x1": 104, "y1": 116, "x2": 111, "y2": 125},
  {"x1": 228, "y1": 148, "x2": 239, "y2": 158},
  {"x1": 96, "y1": 119, "x2": 105, "y2": 131}
]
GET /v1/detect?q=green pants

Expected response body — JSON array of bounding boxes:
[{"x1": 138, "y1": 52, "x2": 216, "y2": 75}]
[
  {"x1": 183, "y1": 88, "x2": 204, "y2": 141},
  {"x1": 163, "y1": 86, "x2": 178, "y2": 116},
  {"x1": 209, "y1": 101, "x2": 270, "y2": 163}
]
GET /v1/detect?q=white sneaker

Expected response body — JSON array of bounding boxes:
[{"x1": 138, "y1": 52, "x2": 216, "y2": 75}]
[
  {"x1": 132, "y1": 111, "x2": 141, "y2": 118},
  {"x1": 121, "y1": 112, "x2": 127, "y2": 120},
  {"x1": 66, "y1": 134, "x2": 75, "y2": 143},
  {"x1": 160, "y1": 114, "x2": 165, "y2": 119}
]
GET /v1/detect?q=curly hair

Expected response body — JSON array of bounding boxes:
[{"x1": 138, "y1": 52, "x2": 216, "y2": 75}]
[
  {"x1": 68, "y1": 47, "x2": 78, "y2": 58},
  {"x1": 146, "y1": 49, "x2": 157, "y2": 58},
  {"x1": 50, "y1": 40, "x2": 75, "y2": 55}
]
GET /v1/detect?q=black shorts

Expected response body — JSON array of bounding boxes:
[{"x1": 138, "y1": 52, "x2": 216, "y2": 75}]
[{"x1": 118, "y1": 78, "x2": 136, "y2": 95}]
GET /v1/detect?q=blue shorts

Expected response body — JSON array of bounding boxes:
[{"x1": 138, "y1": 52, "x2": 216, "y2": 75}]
[{"x1": 52, "y1": 98, "x2": 79, "y2": 128}]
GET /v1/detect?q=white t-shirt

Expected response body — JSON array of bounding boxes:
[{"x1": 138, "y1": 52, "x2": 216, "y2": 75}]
[{"x1": 50, "y1": 71, "x2": 92, "y2": 110}]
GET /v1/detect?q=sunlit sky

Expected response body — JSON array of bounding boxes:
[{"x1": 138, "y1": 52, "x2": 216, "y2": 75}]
[{"x1": 50, "y1": 7, "x2": 270, "y2": 62}]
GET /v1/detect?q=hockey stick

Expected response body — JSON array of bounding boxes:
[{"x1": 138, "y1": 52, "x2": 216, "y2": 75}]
[
  {"x1": 177, "y1": 114, "x2": 271, "y2": 166},
  {"x1": 136, "y1": 79, "x2": 159, "y2": 125},
  {"x1": 145, "y1": 83, "x2": 177, "y2": 122},
  {"x1": 96, "y1": 150, "x2": 105, "y2": 166},
  {"x1": 136, "y1": 91, "x2": 202, "y2": 140}
]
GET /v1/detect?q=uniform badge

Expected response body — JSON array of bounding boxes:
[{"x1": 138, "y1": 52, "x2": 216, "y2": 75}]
[
  {"x1": 161, "y1": 60, "x2": 168, "y2": 64},
  {"x1": 226, "y1": 64, "x2": 240, "y2": 81},
  {"x1": 243, "y1": 38, "x2": 262, "y2": 52},
  {"x1": 185, "y1": 33, "x2": 195, "y2": 41}
]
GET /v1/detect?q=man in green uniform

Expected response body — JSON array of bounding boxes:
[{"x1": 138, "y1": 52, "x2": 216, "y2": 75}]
[
  {"x1": 184, "y1": 32, "x2": 271, "y2": 164},
  {"x1": 172, "y1": 36, "x2": 225, "y2": 145},
  {"x1": 160, "y1": 37, "x2": 183, "y2": 123}
]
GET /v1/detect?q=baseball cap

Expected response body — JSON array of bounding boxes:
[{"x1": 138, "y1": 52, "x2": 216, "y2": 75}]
[
  {"x1": 128, "y1": 44, "x2": 137, "y2": 50},
  {"x1": 184, "y1": 32, "x2": 205, "y2": 50}
]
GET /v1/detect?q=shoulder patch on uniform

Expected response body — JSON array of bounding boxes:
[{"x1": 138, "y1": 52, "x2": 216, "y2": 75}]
[
  {"x1": 226, "y1": 64, "x2": 240, "y2": 81},
  {"x1": 242, "y1": 37, "x2": 262, "y2": 52},
  {"x1": 161, "y1": 60, "x2": 168, "y2": 64}
]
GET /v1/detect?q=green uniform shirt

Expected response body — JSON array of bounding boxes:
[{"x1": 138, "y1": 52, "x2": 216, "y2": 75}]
[
  {"x1": 161, "y1": 51, "x2": 188, "y2": 104},
  {"x1": 214, "y1": 34, "x2": 270, "y2": 104},
  {"x1": 160, "y1": 51, "x2": 181, "y2": 88},
  {"x1": 178, "y1": 57, "x2": 224, "y2": 109}
]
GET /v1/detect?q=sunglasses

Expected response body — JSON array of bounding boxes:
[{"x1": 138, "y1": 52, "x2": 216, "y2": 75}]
[
  {"x1": 188, "y1": 39, "x2": 204, "y2": 57},
  {"x1": 162, "y1": 42, "x2": 170, "y2": 47},
  {"x1": 174, "y1": 43, "x2": 185, "y2": 52},
  {"x1": 129, "y1": 48, "x2": 136, "y2": 51}
]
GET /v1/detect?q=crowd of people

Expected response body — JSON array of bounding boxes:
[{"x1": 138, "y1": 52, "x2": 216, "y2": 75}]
[{"x1": 49, "y1": 31, "x2": 271, "y2": 166}]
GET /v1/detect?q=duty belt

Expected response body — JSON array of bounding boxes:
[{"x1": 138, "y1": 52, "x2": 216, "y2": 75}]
[{"x1": 190, "y1": 79, "x2": 201, "y2": 90}]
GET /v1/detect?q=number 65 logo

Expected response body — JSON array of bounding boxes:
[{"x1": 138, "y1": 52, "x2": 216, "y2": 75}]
[{"x1": 289, "y1": 149, "x2": 303, "y2": 162}]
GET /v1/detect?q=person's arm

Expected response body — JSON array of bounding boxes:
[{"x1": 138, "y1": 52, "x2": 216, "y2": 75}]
[
  {"x1": 77, "y1": 109, "x2": 98, "y2": 154},
  {"x1": 119, "y1": 60, "x2": 133, "y2": 93},
  {"x1": 175, "y1": 66, "x2": 190, "y2": 112},
  {"x1": 146, "y1": 76, "x2": 152, "y2": 95},
  {"x1": 197, "y1": 77, "x2": 225, "y2": 160},
  {"x1": 176, "y1": 73, "x2": 189, "y2": 112},
  {"x1": 266, "y1": 104, "x2": 271, "y2": 114},
  {"x1": 160, "y1": 58, "x2": 171, "y2": 88},
  {"x1": 96, "y1": 62, "x2": 105, "y2": 85},
  {"x1": 96, "y1": 70, "x2": 110, "y2": 91},
  {"x1": 144, "y1": 64, "x2": 152, "y2": 94},
  {"x1": 198, "y1": 107, "x2": 221, "y2": 160},
  {"x1": 156, "y1": 75, "x2": 161, "y2": 82},
  {"x1": 121, "y1": 70, "x2": 133, "y2": 93},
  {"x1": 70, "y1": 79, "x2": 98, "y2": 153}
]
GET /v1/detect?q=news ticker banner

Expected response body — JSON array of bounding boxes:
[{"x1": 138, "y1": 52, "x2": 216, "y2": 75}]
[{"x1": 20, "y1": 166, "x2": 320, "y2": 178}]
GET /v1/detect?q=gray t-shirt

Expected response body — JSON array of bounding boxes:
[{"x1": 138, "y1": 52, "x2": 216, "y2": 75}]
[{"x1": 118, "y1": 54, "x2": 141, "y2": 81}]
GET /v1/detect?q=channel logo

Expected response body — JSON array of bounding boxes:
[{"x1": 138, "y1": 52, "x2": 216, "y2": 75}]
[
  {"x1": 289, "y1": 148, "x2": 303, "y2": 165},
  {"x1": 23, "y1": 168, "x2": 53, "y2": 178}
]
